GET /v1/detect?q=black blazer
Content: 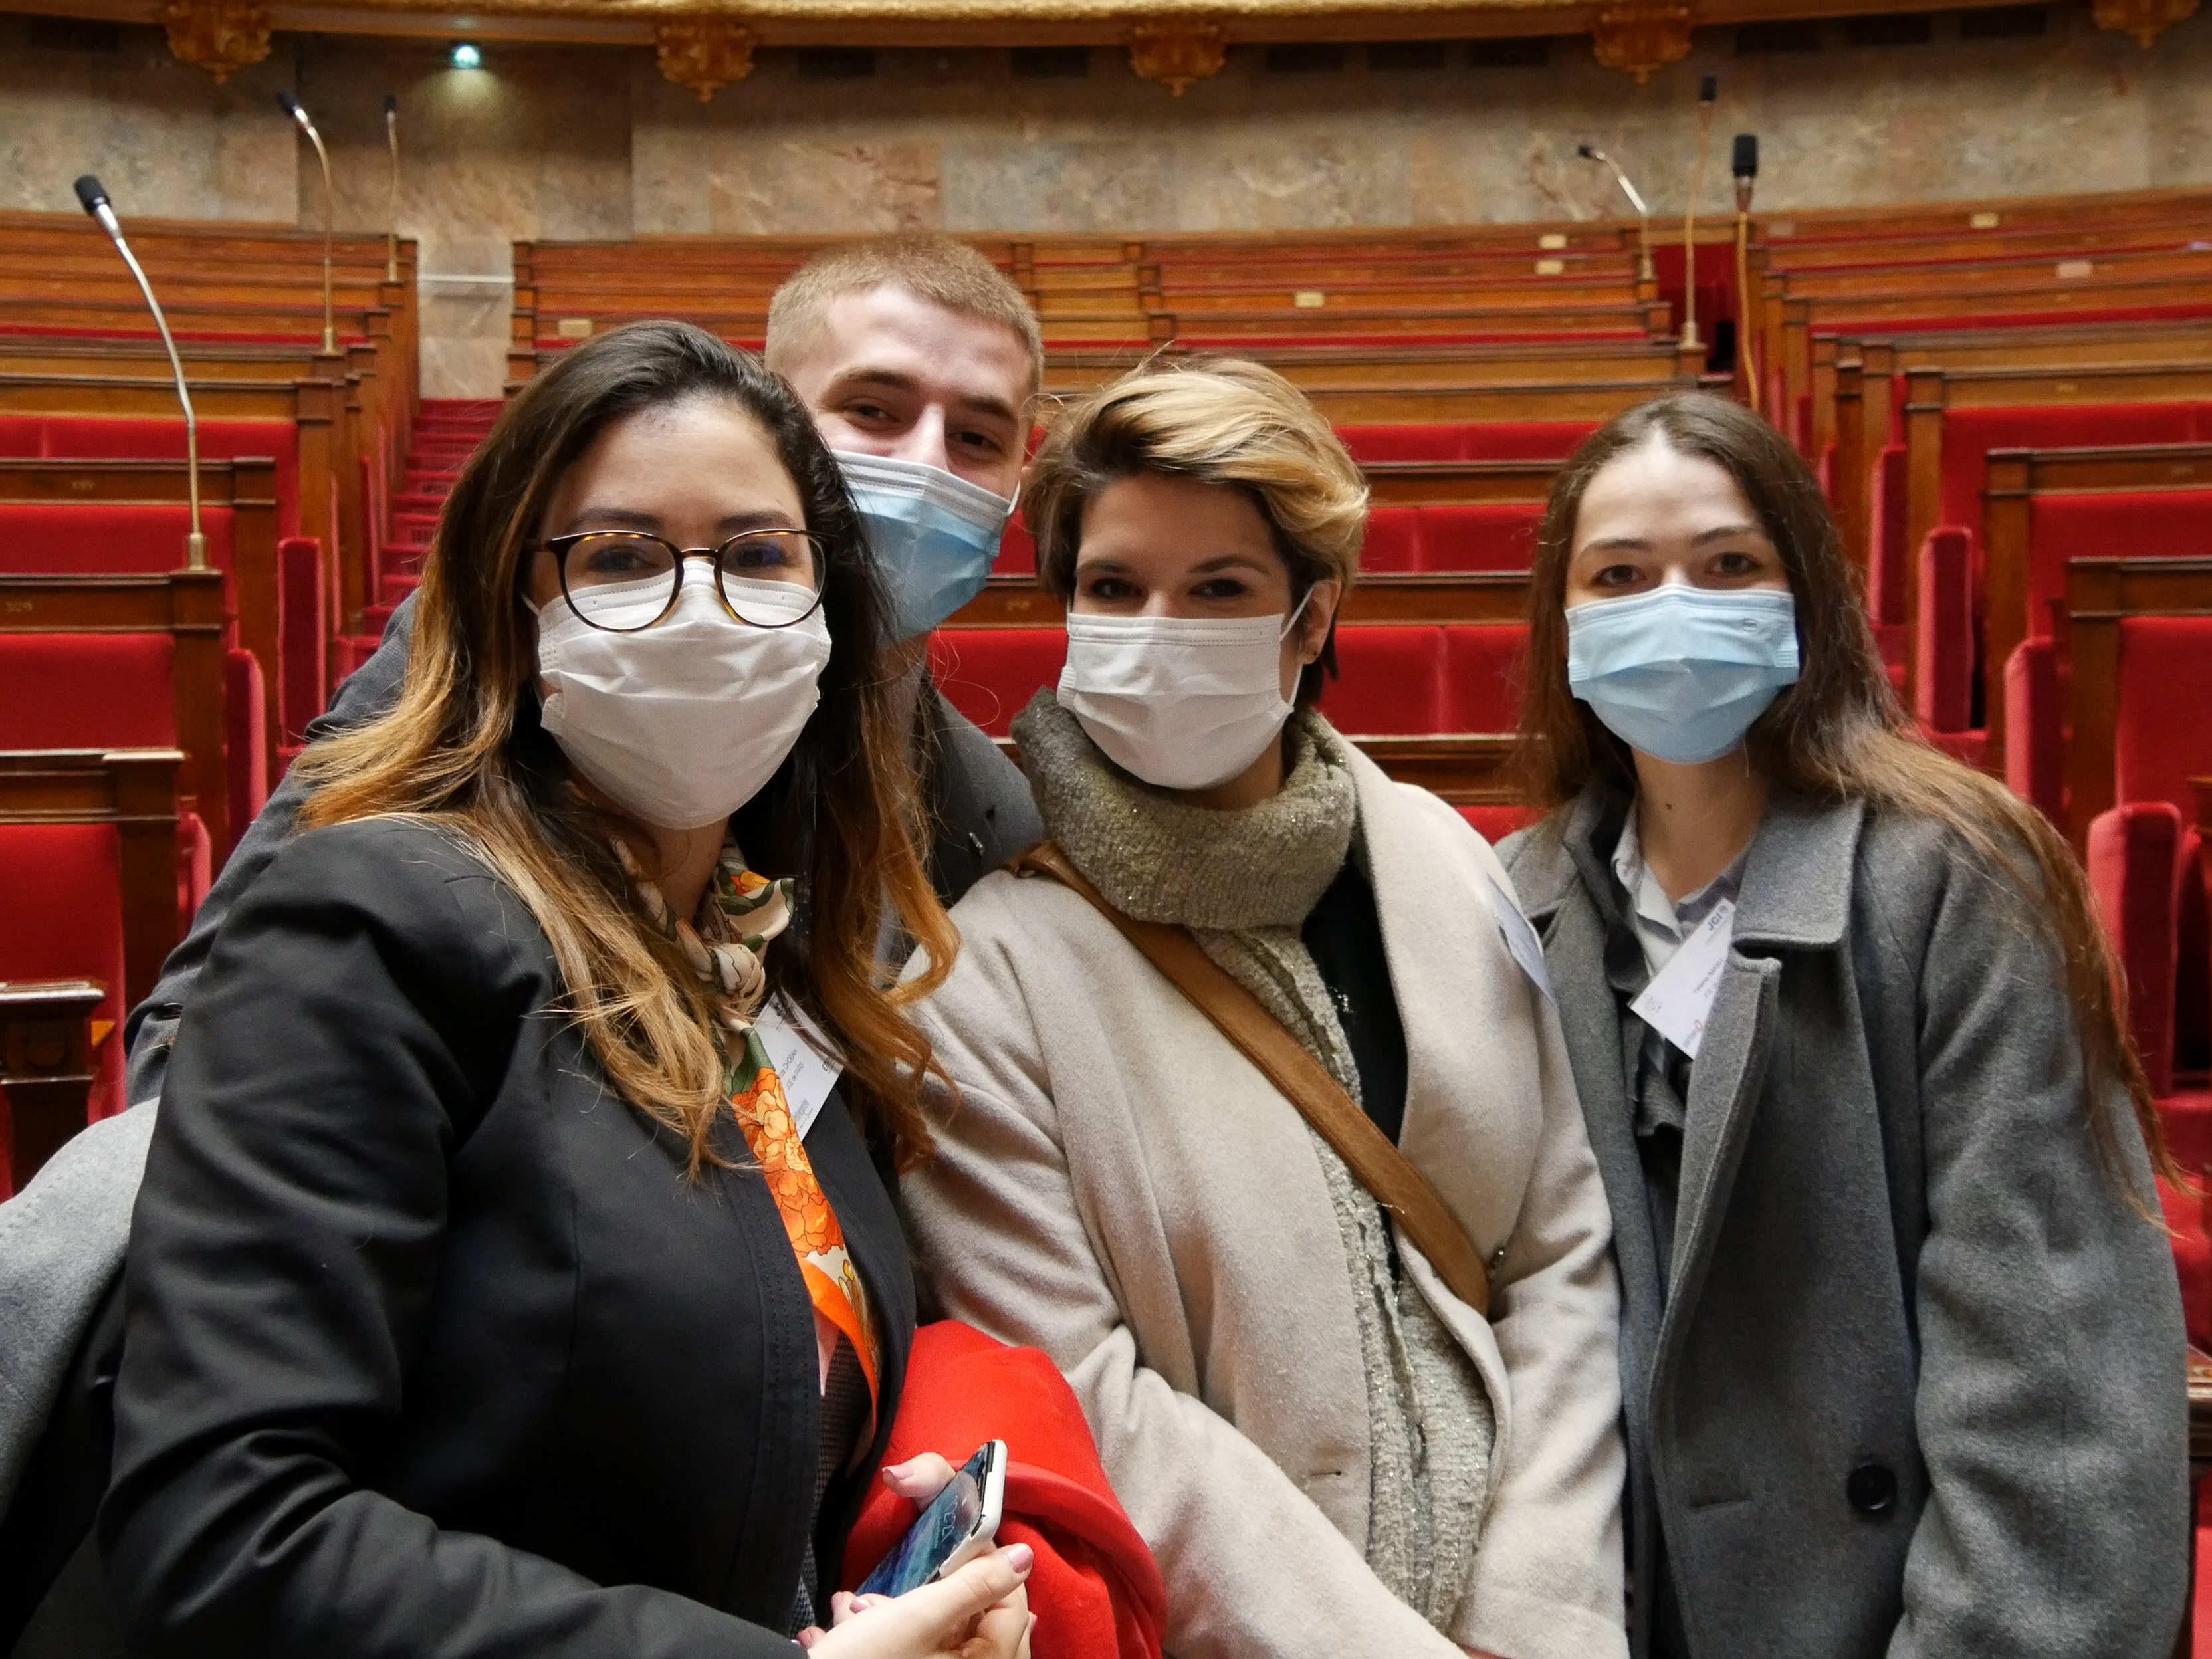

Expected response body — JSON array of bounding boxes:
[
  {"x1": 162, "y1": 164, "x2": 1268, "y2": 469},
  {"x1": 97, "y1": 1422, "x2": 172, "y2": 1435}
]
[{"x1": 100, "y1": 817, "x2": 916, "y2": 1658}]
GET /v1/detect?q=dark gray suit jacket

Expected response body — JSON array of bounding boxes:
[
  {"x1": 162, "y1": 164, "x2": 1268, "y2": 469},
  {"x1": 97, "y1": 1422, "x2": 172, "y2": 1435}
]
[
  {"x1": 1502, "y1": 783, "x2": 2188, "y2": 1659},
  {"x1": 123, "y1": 590, "x2": 1042, "y2": 1106}
]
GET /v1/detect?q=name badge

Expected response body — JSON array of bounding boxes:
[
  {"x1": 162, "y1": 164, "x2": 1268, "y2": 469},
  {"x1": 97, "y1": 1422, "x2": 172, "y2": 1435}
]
[
  {"x1": 1484, "y1": 875, "x2": 1555, "y2": 1006},
  {"x1": 1630, "y1": 897, "x2": 1735, "y2": 1061},
  {"x1": 750, "y1": 994, "x2": 845, "y2": 1140}
]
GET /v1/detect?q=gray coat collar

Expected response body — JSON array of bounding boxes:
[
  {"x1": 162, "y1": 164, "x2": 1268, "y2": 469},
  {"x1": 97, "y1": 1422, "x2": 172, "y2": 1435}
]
[{"x1": 1512, "y1": 779, "x2": 1864, "y2": 953}]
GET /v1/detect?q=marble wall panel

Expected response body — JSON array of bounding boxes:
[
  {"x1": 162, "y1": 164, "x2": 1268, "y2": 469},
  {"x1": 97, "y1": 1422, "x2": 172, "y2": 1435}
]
[
  {"x1": 0, "y1": 19, "x2": 296, "y2": 221},
  {"x1": 2, "y1": 6, "x2": 2206, "y2": 395}
]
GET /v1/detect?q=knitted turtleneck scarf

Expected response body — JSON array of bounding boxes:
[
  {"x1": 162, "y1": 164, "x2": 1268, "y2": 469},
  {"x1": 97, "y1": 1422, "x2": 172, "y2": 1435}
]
[{"x1": 1014, "y1": 692, "x2": 1493, "y2": 1634}]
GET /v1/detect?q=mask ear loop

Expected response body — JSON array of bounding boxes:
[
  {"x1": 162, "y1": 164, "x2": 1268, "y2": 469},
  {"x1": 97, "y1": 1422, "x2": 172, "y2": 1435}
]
[{"x1": 1277, "y1": 583, "x2": 1317, "y2": 643}]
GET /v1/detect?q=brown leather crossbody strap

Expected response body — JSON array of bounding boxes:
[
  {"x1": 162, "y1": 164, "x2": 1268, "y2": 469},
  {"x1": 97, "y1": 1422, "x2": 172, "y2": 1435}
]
[{"x1": 1009, "y1": 841, "x2": 1491, "y2": 1317}]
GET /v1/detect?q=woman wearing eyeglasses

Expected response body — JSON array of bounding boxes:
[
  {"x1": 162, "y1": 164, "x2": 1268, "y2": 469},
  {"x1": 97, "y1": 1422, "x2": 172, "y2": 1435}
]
[{"x1": 99, "y1": 322, "x2": 1034, "y2": 1659}]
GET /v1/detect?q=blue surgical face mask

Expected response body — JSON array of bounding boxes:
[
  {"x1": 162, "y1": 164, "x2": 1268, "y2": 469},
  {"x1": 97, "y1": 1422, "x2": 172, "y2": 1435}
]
[
  {"x1": 1566, "y1": 584, "x2": 1801, "y2": 764},
  {"x1": 836, "y1": 451, "x2": 1015, "y2": 642}
]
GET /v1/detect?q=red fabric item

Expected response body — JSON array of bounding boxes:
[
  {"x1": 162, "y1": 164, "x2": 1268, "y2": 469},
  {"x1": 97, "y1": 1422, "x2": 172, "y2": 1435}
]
[
  {"x1": 3, "y1": 415, "x2": 303, "y2": 542},
  {"x1": 1649, "y1": 241, "x2": 1737, "y2": 344},
  {"x1": 0, "y1": 823, "x2": 127, "y2": 1151},
  {"x1": 929, "y1": 629, "x2": 1067, "y2": 738},
  {"x1": 0, "y1": 633, "x2": 175, "y2": 749},
  {"x1": 999, "y1": 511, "x2": 1039, "y2": 578},
  {"x1": 2025, "y1": 488, "x2": 2212, "y2": 641},
  {"x1": 1412, "y1": 504, "x2": 1542, "y2": 573},
  {"x1": 1867, "y1": 445, "x2": 1910, "y2": 626},
  {"x1": 2181, "y1": 828, "x2": 2211, "y2": 1080},
  {"x1": 1322, "y1": 626, "x2": 1446, "y2": 734},
  {"x1": 1925, "y1": 729, "x2": 1987, "y2": 769},
  {"x1": 1914, "y1": 526, "x2": 1975, "y2": 733},
  {"x1": 2088, "y1": 801, "x2": 2183, "y2": 1097},
  {"x1": 1458, "y1": 802, "x2": 1540, "y2": 842},
  {"x1": 225, "y1": 646, "x2": 269, "y2": 848},
  {"x1": 2114, "y1": 616, "x2": 2212, "y2": 823},
  {"x1": 1361, "y1": 508, "x2": 1420, "y2": 572},
  {"x1": 1940, "y1": 403, "x2": 2212, "y2": 556},
  {"x1": 841, "y1": 1323, "x2": 1165, "y2": 1659},
  {"x1": 2003, "y1": 637, "x2": 2065, "y2": 827},
  {"x1": 0, "y1": 502, "x2": 238, "y2": 580},
  {"x1": 1335, "y1": 422, "x2": 1595, "y2": 464},
  {"x1": 278, "y1": 535, "x2": 326, "y2": 748},
  {"x1": 177, "y1": 810, "x2": 211, "y2": 926},
  {"x1": 1441, "y1": 625, "x2": 1528, "y2": 732}
]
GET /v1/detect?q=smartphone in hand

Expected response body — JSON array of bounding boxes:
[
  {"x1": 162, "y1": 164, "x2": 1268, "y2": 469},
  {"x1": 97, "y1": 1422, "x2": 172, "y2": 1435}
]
[{"x1": 855, "y1": 1441, "x2": 1008, "y2": 1599}]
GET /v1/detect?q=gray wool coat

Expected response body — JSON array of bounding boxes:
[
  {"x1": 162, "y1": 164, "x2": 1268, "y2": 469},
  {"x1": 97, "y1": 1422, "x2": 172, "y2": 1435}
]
[{"x1": 1499, "y1": 781, "x2": 2189, "y2": 1659}]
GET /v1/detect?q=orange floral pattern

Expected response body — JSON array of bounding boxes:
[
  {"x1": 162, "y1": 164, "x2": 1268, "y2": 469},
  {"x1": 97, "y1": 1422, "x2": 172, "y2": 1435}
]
[{"x1": 624, "y1": 836, "x2": 879, "y2": 1410}]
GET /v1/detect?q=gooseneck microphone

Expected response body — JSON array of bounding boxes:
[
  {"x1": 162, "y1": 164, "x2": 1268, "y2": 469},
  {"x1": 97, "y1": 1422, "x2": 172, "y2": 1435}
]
[
  {"x1": 1680, "y1": 76, "x2": 1720, "y2": 352},
  {"x1": 384, "y1": 94, "x2": 401, "y2": 283},
  {"x1": 1732, "y1": 132, "x2": 1761, "y2": 413},
  {"x1": 73, "y1": 175, "x2": 206, "y2": 572},
  {"x1": 1578, "y1": 143, "x2": 1655, "y2": 285},
  {"x1": 278, "y1": 91, "x2": 338, "y2": 353}
]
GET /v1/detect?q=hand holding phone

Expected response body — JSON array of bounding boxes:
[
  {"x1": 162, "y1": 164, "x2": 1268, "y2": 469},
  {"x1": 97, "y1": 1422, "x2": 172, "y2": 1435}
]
[{"x1": 857, "y1": 1441, "x2": 1008, "y2": 1599}]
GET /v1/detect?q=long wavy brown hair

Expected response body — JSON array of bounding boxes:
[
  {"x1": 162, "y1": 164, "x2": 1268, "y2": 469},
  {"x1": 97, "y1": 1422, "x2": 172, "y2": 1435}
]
[
  {"x1": 1519, "y1": 391, "x2": 2172, "y2": 1197},
  {"x1": 299, "y1": 320, "x2": 956, "y2": 1168}
]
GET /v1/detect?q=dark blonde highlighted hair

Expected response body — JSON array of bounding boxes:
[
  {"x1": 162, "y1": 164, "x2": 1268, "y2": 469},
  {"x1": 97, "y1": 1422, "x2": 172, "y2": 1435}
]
[
  {"x1": 300, "y1": 320, "x2": 956, "y2": 1168},
  {"x1": 1521, "y1": 391, "x2": 2171, "y2": 1198}
]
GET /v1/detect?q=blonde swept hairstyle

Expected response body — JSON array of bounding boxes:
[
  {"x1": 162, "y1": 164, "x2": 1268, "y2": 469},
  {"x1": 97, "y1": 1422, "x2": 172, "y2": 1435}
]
[
  {"x1": 1519, "y1": 391, "x2": 2174, "y2": 1200},
  {"x1": 764, "y1": 235, "x2": 1044, "y2": 396},
  {"x1": 1024, "y1": 356, "x2": 1369, "y2": 705},
  {"x1": 298, "y1": 322, "x2": 958, "y2": 1170}
]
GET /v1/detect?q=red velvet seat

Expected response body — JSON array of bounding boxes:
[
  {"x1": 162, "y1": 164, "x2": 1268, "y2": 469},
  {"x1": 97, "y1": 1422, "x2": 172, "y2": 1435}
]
[
  {"x1": 0, "y1": 503, "x2": 237, "y2": 580},
  {"x1": 1361, "y1": 508, "x2": 1420, "y2": 573},
  {"x1": 1867, "y1": 445, "x2": 1910, "y2": 627},
  {"x1": 0, "y1": 823, "x2": 128, "y2": 1146},
  {"x1": 0, "y1": 415, "x2": 304, "y2": 545},
  {"x1": 998, "y1": 510, "x2": 1039, "y2": 578},
  {"x1": 1458, "y1": 803, "x2": 1540, "y2": 843},
  {"x1": 2003, "y1": 637, "x2": 2064, "y2": 826},
  {"x1": 1335, "y1": 422, "x2": 1596, "y2": 465},
  {"x1": 1441, "y1": 625, "x2": 1528, "y2": 732},
  {"x1": 1414, "y1": 504, "x2": 1543, "y2": 573},
  {"x1": 2025, "y1": 489, "x2": 2212, "y2": 643},
  {"x1": 2083, "y1": 615, "x2": 2212, "y2": 1095},
  {"x1": 1321, "y1": 627, "x2": 1446, "y2": 735},
  {"x1": 0, "y1": 633, "x2": 175, "y2": 750},
  {"x1": 1914, "y1": 527, "x2": 1975, "y2": 738},
  {"x1": 929, "y1": 628, "x2": 1067, "y2": 738}
]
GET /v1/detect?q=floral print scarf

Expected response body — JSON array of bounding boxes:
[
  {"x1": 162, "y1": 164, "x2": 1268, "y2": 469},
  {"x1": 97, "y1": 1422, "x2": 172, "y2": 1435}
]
[{"x1": 617, "y1": 837, "x2": 879, "y2": 1411}]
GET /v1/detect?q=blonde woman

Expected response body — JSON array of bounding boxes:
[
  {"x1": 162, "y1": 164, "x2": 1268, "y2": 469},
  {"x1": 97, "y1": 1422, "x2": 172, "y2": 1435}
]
[{"x1": 902, "y1": 360, "x2": 1627, "y2": 1659}]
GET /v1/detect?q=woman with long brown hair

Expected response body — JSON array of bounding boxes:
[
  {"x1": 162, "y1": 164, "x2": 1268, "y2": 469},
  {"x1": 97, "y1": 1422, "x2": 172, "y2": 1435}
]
[
  {"x1": 1498, "y1": 390, "x2": 2187, "y2": 1658},
  {"x1": 98, "y1": 322, "x2": 1032, "y2": 1659}
]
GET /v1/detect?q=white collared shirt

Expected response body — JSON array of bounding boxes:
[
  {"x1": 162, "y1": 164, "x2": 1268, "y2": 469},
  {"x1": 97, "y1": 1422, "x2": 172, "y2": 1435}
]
[{"x1": 1612, "y1": 804, "x2": 1749, "y2": 994}]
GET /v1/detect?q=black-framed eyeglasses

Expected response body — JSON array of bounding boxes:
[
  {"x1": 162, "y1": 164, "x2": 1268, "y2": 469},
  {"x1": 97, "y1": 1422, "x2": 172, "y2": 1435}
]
[{"x1": 536, "y1": 530, "x2": 827, "y2": 633}]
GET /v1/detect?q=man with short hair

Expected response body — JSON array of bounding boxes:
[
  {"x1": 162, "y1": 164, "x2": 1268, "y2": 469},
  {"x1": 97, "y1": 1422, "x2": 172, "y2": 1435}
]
[
  {"x1": 124, "y1": 233, "x2": 1046, "y2": 1105},
  {"x1": 0, "y1": 243, "x2": 1048, "y2": 1638}
]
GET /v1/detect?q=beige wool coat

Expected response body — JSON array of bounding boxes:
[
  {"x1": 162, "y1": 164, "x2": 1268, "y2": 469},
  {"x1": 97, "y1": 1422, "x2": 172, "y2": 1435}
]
[{"x1": 901, "y1": 745, "x2": 1628, "y2": 1659}]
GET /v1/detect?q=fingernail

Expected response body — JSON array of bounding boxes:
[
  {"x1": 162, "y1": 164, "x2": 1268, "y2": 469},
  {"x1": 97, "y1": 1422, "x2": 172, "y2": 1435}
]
[{"x1": 1006, "y1": 1542, "x2": 1034, "y2": 1574}]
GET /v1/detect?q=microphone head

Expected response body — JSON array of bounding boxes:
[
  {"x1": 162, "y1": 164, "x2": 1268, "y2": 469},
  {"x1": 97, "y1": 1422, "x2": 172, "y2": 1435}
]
[
  {"x1": 276, "y1": 89, "x2": 300, "y2": 116},
  {"x1": 1576, "y1": 142, "x2": 1597, "y2": 160},
  {"x1": 72, "y1": 174, "x2": 110, "y2": 216},
  {"x1": 384, "y1": 93, "x2": 398, "y2": 117},
  {"x1": 1698, "y1": 74, "x2": 1718, "y2": 102},
  {"x1": 1732, "y1": 133, "x2": 1759, "y2": 179}
]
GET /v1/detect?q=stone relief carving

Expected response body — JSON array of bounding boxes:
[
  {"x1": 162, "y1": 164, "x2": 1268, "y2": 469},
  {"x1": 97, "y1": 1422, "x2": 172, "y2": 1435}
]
[
  {"x1": 158, "y1": 0, "x2": 274, "y2": 81},
  {"x1": 1126, "y1": 19, "x2": 1228, "y2": 94},
  {"x1": 655, "y1": 19, "x2": 760, "y2": 100},
  {"x1": 1589, "y1": 3, "x2": 1695, "y2": 82}
]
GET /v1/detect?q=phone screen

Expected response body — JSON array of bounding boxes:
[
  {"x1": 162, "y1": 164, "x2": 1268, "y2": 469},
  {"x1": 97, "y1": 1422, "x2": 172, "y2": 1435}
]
[{"x1": 855, "y1": 1445, "x2": 994, "y2": 1599}]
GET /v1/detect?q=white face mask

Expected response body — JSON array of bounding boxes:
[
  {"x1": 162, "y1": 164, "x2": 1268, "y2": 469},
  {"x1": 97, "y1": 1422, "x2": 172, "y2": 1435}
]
[
  {"x1": 535, "y1": 572, "x2": 833, "y2": 830},
  {"x1": 1056, "y1": 599, "x2": 1308, "y2": 793}
]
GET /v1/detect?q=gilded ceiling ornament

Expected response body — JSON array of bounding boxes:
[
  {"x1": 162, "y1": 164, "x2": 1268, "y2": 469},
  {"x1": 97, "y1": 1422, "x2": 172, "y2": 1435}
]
[
  {"x1": 1127, "y1": 19, "x2": 1227, "y2": 95},
  {"x1": 655, "y1": 17, "x2": 759, "y2": 99},
  {"x1": 1589, "y1": 3, "x2": 1694, "y2": 82},
  {"x1": 2090, "y1": 0, "x2": 2197, "y2": 43},
  {"x1": 158, "y1": 0, "x2": 273, "y2": 82}
]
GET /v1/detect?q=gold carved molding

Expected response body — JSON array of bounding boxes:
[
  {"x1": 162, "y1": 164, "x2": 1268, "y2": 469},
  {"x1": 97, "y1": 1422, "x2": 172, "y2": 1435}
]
[
  {"x1": 1127, "y1": 19, "x2": 1226, "y2": 94},
  {"x1": 1589, "y1": 2, "x2": 1692, "y2": 80},
  {"x1": 655, "y1": 17, "x2": 759, "y2": 97},
  {"x1": 2091, "y1": 0, "x2": 2197, "y2": 43},
  {"x1": 159, "y1": 0, "x2": 273, "y2": 79}
]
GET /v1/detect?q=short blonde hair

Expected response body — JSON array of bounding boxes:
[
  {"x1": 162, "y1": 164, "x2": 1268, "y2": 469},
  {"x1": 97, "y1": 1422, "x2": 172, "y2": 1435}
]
[
  {"x1": 1026, "y1": 357, "x2": 1367, "y2": 704},
  {"x1": 764, "y1": 235, "x2": 1044, "y2": 395}
]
